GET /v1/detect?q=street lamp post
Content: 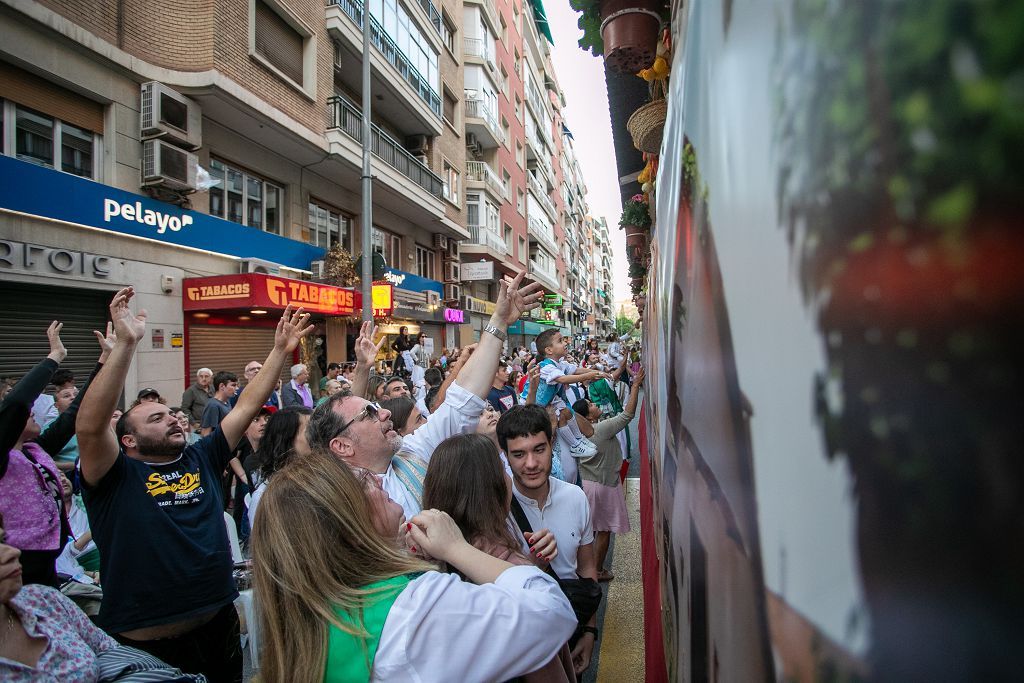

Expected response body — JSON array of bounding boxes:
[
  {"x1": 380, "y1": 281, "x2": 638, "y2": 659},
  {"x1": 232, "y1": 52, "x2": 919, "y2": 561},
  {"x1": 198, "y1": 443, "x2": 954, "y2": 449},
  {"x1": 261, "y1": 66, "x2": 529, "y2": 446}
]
[{"x1": 360, "y1": 0, "x2": 373, "y2": 323}]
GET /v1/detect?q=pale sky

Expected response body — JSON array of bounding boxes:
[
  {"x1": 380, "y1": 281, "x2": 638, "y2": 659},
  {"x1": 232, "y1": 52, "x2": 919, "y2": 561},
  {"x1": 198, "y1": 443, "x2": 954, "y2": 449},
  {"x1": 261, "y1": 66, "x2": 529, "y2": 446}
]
[{"x1": 546, "y1": 2, "x2": 631, "y2": 303}]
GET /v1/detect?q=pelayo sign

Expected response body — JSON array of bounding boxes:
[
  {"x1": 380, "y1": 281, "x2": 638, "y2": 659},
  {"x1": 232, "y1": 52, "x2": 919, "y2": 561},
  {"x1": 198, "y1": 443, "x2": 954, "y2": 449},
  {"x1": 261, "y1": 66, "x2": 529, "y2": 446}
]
[{"x1": 0, "y1": 155, "x2": 324, "y2": 270}]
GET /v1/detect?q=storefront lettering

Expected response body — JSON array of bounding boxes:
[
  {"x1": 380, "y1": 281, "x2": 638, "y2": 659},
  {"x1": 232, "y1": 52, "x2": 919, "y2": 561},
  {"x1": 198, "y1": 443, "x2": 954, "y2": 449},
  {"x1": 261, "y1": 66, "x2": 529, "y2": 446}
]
[
  {"x1": 103, "y1": 199, "x2": 194, "y2": 235},
  {"x1": 383, "y1": 271, "x2": 406, "y2": 287},
  {"x1": 266, "y1": 278, "x2": 355, "y2": 311},
  {"x1": 0, "y1": 240, "x2": 110, "y2": 278},
  {"x1": 444, "y1": 308, "x2": 465, "y2": 323},
  {"x1": 187, "y1": 283, "x2": 251, "y2": 301}
]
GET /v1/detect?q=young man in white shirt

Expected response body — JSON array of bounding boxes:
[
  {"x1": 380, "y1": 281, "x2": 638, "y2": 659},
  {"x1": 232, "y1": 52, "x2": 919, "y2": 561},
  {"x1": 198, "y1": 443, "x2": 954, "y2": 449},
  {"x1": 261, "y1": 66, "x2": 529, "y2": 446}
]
[{"x1": 497, "y1": 403, "x2": 600, "y2": 677}]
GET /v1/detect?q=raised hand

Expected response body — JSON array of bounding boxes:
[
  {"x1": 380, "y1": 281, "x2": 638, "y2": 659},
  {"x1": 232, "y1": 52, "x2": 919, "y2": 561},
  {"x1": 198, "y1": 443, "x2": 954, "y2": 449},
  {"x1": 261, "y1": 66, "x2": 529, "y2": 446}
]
[
  {"x1": 273, "y1": 305, "x2": 313, "y2": 353},
  {"x1": 355, "y1": 320, "x2": 386, "y2": 366},
  {"x1": 494, "y1": 271, "x2": 544, "y2": 326},
  {"x1": 93, "y1": 322, "x2": 116, "y2": 363},
  {"x1": 46, "y1": 321, "x2": 67, "y2": 363},
  {"x1": 407, "y1": 508, "x2": 469, "y2": 564},
  {"x1": 109, "y1": 287, "x2": 147, "y2": 344}
]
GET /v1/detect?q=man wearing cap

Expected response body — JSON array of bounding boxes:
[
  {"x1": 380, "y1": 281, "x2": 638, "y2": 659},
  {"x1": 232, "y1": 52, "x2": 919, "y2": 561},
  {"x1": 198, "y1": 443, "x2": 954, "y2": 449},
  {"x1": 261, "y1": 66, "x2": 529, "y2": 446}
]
[
  {"x1": 137, "y1": 387, "x2": 163, "y2": 404},
  {"x1": 181, "y1": 368, "x2": 213, "y2": 423},
  {"x1": 200, "y1": 372, "x2": 237, "y2": 437}
]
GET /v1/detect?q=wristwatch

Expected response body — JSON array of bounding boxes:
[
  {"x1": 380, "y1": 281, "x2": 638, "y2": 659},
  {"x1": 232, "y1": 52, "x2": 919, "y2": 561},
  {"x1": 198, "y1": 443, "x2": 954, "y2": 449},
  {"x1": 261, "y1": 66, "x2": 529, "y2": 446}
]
[
  {"x1": 483, "y1": 324, "x2": 507, "y2": 342},
  {"x1": 581, "y1": 626, "x2": 599, "y2": 640}
]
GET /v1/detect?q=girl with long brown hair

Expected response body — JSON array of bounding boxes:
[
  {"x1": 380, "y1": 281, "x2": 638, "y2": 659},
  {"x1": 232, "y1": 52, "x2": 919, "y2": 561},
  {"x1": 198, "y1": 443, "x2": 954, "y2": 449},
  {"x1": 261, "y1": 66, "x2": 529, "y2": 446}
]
[{"x1": 251, "y1": 448, "x2": 575, "y2": 682}]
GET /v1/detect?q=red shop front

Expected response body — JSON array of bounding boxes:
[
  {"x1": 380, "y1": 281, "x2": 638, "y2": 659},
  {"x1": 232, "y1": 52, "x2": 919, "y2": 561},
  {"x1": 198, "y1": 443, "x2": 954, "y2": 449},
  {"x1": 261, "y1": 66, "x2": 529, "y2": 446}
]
[{"x1": 182, "y1": 273, "x2": 362, "y2": 385}]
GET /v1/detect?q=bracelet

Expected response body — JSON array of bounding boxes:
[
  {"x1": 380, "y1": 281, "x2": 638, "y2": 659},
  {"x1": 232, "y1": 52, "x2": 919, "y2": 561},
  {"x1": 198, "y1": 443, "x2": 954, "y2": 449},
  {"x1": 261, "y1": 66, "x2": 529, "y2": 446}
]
[
  {"x1": 483, "y1": 324, "x2": 507, "y2": 342},
  {"x1": 581, "y1": 626, "x2": 599, "y2": 639}
]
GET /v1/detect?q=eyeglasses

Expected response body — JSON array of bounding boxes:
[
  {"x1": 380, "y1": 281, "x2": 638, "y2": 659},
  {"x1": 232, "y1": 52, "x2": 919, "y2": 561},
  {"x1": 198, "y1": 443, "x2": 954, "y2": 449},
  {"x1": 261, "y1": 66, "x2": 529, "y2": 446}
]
[{"x1": 336, "y1": 402, "x2": 382, "y2": 436}]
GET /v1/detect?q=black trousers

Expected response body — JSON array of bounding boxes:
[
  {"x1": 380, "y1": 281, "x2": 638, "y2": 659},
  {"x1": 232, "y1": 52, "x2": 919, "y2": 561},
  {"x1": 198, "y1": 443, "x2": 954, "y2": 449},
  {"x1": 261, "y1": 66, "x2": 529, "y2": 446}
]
[{"x1": 114, "y1": 602, "x2": 243, "y2": 683}]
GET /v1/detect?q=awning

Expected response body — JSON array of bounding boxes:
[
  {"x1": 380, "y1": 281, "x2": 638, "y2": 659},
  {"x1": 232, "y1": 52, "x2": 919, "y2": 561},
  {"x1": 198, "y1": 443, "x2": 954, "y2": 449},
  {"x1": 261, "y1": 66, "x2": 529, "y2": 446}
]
[{"x1": 528, "y1": 0, "x2": 554, "y2": 43}]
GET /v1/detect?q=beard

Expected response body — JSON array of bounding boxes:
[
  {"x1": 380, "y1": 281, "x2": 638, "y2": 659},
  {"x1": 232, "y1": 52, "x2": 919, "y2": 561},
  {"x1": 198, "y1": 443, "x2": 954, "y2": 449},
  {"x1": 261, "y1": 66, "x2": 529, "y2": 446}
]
[{"x1": 134, "y1": 432, "x2": 186, "y2": 459}]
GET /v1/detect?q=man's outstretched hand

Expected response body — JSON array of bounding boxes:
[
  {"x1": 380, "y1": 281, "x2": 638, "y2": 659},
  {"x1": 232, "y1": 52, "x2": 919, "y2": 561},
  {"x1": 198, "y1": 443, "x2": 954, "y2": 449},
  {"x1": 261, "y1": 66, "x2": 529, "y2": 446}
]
[
  {"x1": 494, "y1": 271, "x2": 544, "y2": 326},
  {"x1": 273, "y1": 305, "x2": 314, "y2": 353},
  {"x1": 109, "y1": 287, "x2": 147, "y2": 344},
  {"x1": 354, "y1": 320, "x2": 386, "y2": 366}
]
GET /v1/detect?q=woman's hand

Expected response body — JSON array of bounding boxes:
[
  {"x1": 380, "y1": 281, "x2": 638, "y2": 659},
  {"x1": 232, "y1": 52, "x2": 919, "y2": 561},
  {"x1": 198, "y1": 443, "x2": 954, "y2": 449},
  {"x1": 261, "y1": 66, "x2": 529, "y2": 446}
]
[
  {"x1": 407, "y1": 508, "x2": 468, "y2": 564},
  {"x1": 523, "y1": 528, "x2": 558, "y2": 564},
  {"x1": 47, "y1": 320, "x2": 67, "y2": 363}
]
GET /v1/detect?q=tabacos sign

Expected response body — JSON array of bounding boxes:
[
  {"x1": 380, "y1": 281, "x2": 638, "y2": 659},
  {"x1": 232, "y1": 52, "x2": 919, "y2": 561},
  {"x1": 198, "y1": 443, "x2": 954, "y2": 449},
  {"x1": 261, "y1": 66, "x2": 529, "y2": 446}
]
[
  {"x1": 104, "y1": 199, "x2": 194, "y2": 235},
  {"x1": 183, "y1": 273, "x2": 360, "y2": 315}
]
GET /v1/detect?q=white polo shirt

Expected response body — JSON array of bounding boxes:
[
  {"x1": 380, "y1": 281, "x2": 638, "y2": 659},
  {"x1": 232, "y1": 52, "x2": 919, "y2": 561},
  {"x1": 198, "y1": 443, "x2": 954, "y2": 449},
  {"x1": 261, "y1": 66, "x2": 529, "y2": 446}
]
[{"x1": 512, "y1": 476, "x2": 594, "y2": 580}]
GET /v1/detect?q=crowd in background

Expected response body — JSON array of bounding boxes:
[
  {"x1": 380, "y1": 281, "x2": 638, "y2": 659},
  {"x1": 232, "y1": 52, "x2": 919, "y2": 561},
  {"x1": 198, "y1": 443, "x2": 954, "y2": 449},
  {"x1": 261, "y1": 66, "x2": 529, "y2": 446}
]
[{"x1": 0, "y1": 275, "x2": 643, "y2": 682}]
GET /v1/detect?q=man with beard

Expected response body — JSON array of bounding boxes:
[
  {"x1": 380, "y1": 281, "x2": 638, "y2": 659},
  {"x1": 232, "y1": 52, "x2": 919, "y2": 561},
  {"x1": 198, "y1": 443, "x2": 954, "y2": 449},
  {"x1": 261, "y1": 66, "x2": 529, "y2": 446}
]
[
  {"x1": 75, "y1": 287, "x2": 312, "y2": 682},
  {"x1": 308, "y1": 271, "x2": 544, "y2": 518}
]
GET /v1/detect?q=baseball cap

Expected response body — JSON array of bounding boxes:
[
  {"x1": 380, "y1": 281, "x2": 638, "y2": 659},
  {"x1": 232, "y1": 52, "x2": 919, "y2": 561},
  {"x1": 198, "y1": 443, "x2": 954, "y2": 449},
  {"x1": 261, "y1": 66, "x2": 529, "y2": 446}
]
[{"x1": 137, "y1": 388, "x2": 161, "y2": 399}]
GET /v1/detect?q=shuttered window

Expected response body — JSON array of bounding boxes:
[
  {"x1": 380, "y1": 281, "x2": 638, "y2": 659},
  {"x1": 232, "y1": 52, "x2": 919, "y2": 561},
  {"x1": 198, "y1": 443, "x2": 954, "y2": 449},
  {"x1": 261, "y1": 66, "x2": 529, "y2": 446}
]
[
  {"x1": 0, "y1": 282, "x2": 111, "y2": 390},
  {"x1": 187, "y1": 325, "x2": 291, "y2": 386},
  {"x1": 0, "y1": 62, "x2": 104, "y2": 134},
  {"x1": 254, "y1": 0, "x2": 305, "y2": 86}
]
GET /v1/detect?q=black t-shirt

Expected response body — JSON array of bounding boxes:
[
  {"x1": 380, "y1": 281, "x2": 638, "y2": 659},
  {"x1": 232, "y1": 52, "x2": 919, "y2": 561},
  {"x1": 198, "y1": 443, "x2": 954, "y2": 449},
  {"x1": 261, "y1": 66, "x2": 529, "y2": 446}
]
[
  {"x1": 82, "y1": 429, "x2": 238, "y2": 633},
  {"x1": 487, "y1": 385, "x2": 518, "y2": 413}
]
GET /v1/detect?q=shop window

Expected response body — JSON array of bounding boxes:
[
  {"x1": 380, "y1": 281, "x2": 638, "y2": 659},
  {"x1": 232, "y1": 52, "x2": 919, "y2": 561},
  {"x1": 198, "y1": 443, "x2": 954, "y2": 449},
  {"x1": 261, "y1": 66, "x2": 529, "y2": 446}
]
[
  {"x1": 415, "y1": 244, "x2": 435, "y2": 280},
  {"x1": 208, "y1": 158, "x2": 282, "y2": 234},
  {"x1": 2, "y1": 102, "x2": 100, "y2": 179},
  {"x1": 308, "y1": 200, "x2": 352, "y2": 250}
]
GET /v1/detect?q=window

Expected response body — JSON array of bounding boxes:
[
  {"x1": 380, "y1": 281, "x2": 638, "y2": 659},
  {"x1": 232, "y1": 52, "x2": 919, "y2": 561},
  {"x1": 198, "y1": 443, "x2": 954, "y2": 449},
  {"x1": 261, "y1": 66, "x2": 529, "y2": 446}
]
[
  {"x1": 372, "y1": 227, "x2": 402, "y2": 269},
  {"x1": 514, "y1": 95, "x2": 523, "y2": 122},
  {"x1": 516, "y1": 188, "x2": 525, "y2": 214},
  {"x1": 502, "y1": 116, "x2": 510, "y2": 148},
  {"x1": 518, "y1": 236, "x2": 527, "y2": 264},
  {"x1": 251, "y1": 0, "x2": 315, "y2": 96},
  {"x1": 442, "y1": 160, "x2": 460, "y2": 205},
  {"x1": 500, "y1": 14, "x2": 508, "y2": 44},
  {"x1": 209, "y1": 158, "x2": 282, "y2": 234},
  {"x1": 502, "y1": 169, "x2": 511, "y2": 199},
  {"x1": 443, "y1": 89, "x2": 457, "y2": 128},
  {"x1": 441, "y1": 11, "x2": 456, "y2": 55},
  {"x1": 4, "y1": 103, "x2": 100, "y2": 179},
  {"x1": 308, "y1": 201, "x2": 352, "y2": 249},
  {"x1": 415, "y1": 245, "x2": 435, "y2": 280},
  {"x1": 516, "y1": 141, "x2": 524, "y2": 169},
  {"x1": 370, "y1": 0, "x2": 440, "y2": 92},
  {"x1": 504, "y1": 223, "x2": 513, "y2": 252},
  {"x1": 466, "y1": 192, "x2": 480, "y2": 227}
]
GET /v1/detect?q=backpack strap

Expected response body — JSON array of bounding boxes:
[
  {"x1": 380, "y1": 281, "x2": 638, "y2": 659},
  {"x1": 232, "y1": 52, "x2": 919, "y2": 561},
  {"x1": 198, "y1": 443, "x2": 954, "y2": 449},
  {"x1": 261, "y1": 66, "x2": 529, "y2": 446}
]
[{"x1": 509, "y1": 497, "x2": 560, "y2": 582}]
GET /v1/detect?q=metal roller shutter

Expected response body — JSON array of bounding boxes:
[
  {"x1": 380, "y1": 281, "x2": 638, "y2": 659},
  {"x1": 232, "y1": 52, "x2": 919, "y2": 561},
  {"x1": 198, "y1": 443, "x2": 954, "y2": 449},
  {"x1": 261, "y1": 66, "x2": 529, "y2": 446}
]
[
  {"x1": 0, "y1": 282, "x2": 112, "y2": 386},
  {"x1": 187, "y1": 326, "x2": 291, "y2": 385}
]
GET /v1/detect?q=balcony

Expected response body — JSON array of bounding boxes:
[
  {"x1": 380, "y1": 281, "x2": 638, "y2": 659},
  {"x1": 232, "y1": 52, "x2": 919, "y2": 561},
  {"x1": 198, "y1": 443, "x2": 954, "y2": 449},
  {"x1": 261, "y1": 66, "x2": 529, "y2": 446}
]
[
  {"x1": 528, "y1": 259, "x2": 558, "y2": 289},
  {"x1": 465, "y1": 99, "x2": 504, "y2": 148},
  {"x1": 528, "y1": 215, "x2": 558, "y2": 255},
  {"x1": 466, "y1": 160, "x2": 506, "y2": 200},
  {"x1": 527, "y1": 174, "x2": 557, "y2": 221},
  {"x1": 327, "y1": 0, "x2": 442, "y2": 133},
  {"x1": 466, "y1": 224, "x2": 507, "y2": 255},
  {"x1": 463, "y1": 38, "x2": 498, "y2": 74},
  {"x1": 328, "y1": 96, "x2": 443, "y2": 198}
]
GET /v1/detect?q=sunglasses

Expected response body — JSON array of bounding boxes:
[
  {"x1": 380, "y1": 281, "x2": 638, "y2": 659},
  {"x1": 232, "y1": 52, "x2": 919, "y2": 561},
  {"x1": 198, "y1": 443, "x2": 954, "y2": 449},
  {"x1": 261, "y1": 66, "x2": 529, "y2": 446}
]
[{"x1": 336, "y1": 402, "x2": 382, "y2": 436}]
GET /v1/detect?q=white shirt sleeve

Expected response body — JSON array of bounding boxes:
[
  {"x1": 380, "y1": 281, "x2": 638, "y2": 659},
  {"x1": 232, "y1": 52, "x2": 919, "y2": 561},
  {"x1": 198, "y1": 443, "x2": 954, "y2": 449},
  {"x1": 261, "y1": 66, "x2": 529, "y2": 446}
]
[
  {"x1": 373, "y1": 567, "x2": 576, "y2": 683},
  {"x1": 539, "y1": 362, "x2": 565, "y2": 385},
  {"x1": 398, "y1": 382, "x2": 485, "y2": 465}
]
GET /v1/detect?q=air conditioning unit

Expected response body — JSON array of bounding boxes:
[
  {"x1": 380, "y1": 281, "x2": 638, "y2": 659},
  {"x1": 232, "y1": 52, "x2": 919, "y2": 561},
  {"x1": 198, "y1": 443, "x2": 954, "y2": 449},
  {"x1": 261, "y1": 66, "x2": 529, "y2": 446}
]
[
  {"x1": 240, "y1": 258, "x2": 282, "y2": 275},
  {"x1": 406, "y1": 134, "x2": 429, "y2": 155},
  {"x1": 425, "y1": 290, "x2": 441, "y2": 307},
  {"x1": 140, "y1": 82, "x2": 202, "y2": 150},
  {"x1": 310, "y1": 260, "x2": 326, "y2": 279},
  {"x1": 443, "y1": 283, "x2": 461, "y2": 302},
  {"x1": 443, "y1": 261, "x2": 460, "y2": 283},
  {"x1": 141, "y1": 140, "x2": 198, "y2": 192},
  {"x1": 448, "y1": 240, "x2": 460, "y2": 259},
  {"x1": 433, "y1": 234, "x2": 448, "y2": 251}
]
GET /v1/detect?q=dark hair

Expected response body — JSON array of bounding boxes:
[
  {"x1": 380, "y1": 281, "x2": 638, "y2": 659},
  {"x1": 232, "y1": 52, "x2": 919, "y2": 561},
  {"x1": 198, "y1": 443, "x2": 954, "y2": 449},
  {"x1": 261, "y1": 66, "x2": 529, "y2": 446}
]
[
  {"x1": 496, "y1": 405, "x2": 553, "y2": 453},
  {"x1": 424, "y1": 368, "x2": 443, "y2": 388},
  {"x1": 535, "y1": 329, "x2": 560, "y2": 360},
  {"x1": 425, "y1": 386, "x2": 441, "y2": 413},
  {"x1": 422, "y1": 434, "x2": 524, "y2": 557},
  {"x1": 588, "y1": 339, "x2": 599, "y2": 349},
  {"x1": 366, "y1": 375, "x2": 388, "y2": 400},
  {"x1": 52, "y1": 369, "x2": 75, "y2": 387},
  {"x1": 255, "y1": 406, "x2": 313, "y2": 481},
  {"x1": 607, "y1": 333, "x2": 617, "y2": 342},
  {"x1": 213, "y1": 371, "x2": 237, "y2": 391},
  {"x1": 572, "y1": 398, "x2": 591, "y2": 417},
  {"x1": 380, "y1": 396, "x2": 417, "y2": 435},
  {"x1": 327, "y1": 362, "x2": 341, "y2": 371}
]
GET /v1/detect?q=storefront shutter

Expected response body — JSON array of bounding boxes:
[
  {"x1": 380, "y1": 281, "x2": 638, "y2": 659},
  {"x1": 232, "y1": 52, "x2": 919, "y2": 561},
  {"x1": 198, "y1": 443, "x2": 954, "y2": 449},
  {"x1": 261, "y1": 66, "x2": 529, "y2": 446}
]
[
  {"x1": 187, "y1": 325, "x2": 291, "y2": 385},
  {"x1": 0, "y1": 281, "x2": 112, "y2": 388}
]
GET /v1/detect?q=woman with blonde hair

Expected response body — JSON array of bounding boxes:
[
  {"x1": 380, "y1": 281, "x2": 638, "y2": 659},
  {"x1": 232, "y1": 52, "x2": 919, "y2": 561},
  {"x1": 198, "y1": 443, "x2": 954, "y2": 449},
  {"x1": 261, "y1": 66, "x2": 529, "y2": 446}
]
[{"x1": 251, "y1": 449, "x2": 575, "y2": 682}]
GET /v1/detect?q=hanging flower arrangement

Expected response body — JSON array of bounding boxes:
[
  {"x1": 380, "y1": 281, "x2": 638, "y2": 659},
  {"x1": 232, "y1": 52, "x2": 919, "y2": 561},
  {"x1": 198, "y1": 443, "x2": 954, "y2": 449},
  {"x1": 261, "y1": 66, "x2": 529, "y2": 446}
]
[{"x1": 619, "y1": 193, "x2": 652, "y2": 230}]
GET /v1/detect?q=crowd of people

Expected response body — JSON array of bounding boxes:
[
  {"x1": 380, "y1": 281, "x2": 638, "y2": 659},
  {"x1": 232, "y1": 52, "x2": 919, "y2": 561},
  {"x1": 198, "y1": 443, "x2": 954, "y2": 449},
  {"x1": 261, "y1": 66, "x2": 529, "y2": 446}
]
[{"x1": 0, "y1": 273, "x2": 643, "y2": 682}]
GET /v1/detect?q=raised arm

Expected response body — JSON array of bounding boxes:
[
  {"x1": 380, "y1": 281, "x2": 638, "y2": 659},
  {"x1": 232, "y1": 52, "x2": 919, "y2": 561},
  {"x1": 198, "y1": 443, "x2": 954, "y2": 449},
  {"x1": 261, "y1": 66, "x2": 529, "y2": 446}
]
[
  {"x1": 220, "y1": 305, "x2": 312, "y2": 450},
  {"x1": 350, "y1": 320, "x2": 385, "y2": 400},
  {"x1": 430, "y1": 344, "x2": 474, "y2": 410},
  {"x1": 622, "y1": 368, "x2": 645, "y2": 416},
  {"x1": 77, "y1": 288, "x2": 147, "y2": 486},
  {"x1": 454, "y1": 271, "x2": 543, "y2": 399}
]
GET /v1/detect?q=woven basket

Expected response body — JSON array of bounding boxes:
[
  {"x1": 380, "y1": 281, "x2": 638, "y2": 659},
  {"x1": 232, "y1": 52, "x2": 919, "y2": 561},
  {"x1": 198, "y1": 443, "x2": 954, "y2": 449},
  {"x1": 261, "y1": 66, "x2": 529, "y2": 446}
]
[{"x1": 627, "y1": 99, "x2": 668, "y2": 154}]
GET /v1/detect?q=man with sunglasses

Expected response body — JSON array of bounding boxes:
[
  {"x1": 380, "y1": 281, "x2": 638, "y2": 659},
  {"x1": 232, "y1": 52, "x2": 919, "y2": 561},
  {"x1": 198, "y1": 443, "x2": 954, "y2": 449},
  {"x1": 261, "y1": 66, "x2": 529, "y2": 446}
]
[{"x1": 309, "y1": 271, "x2": 544, "y2": 518}]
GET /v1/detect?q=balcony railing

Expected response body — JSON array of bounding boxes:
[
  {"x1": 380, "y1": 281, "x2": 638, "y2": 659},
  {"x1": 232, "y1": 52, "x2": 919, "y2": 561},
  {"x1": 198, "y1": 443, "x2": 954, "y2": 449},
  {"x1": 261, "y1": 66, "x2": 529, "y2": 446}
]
[
  {"x1": 528, "y1": 215, "x2": 558, "y2": 254},
  {"x1": 328, "y1": 96, "x2": 443, "y2": 198},
  {"x1": 328, "y1": 0, "x2": 441, "y2": 117},
  {"x1": 528, "y1": 259, "x2": 558, "y2": 287},
  {"x1": 417, "y1": 0, "x2": 442, "y2": 33},
  {"x1": 527, "y1": 174, "x2": 557, "y2": 220},
  {"x1": 466, "y1": 161, "x2": 506, "y2": 198},
  {"x1": 467, "y1": 224, "x2": 507, "y2": 254},
  {"x1": 465, "y1": 99, "x2": 505, "y2": 145}
]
